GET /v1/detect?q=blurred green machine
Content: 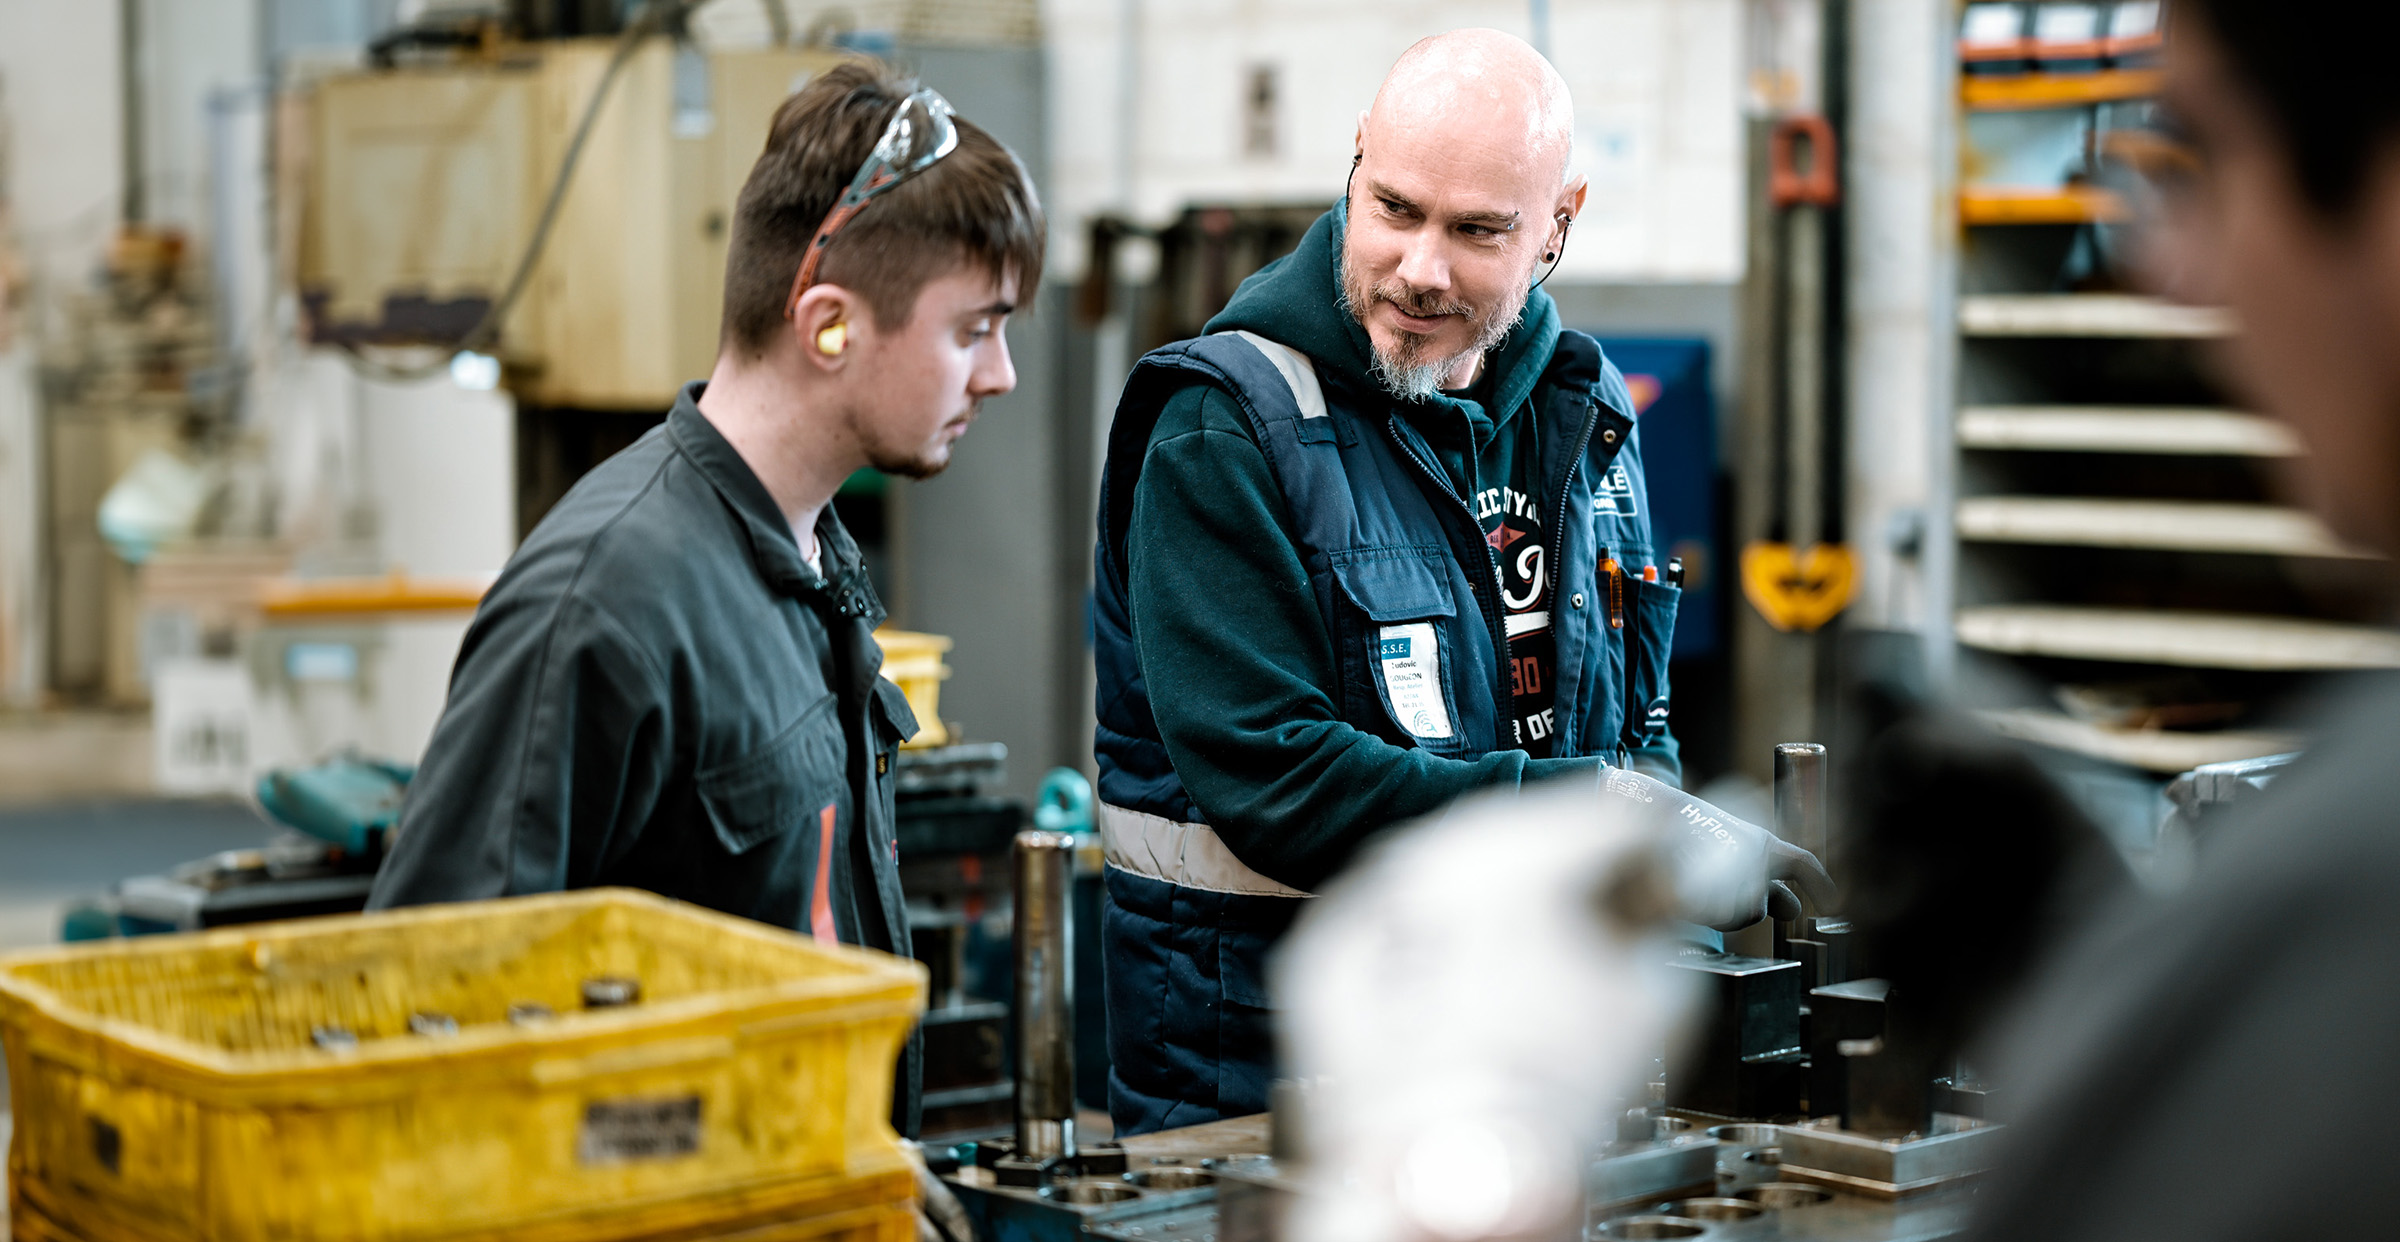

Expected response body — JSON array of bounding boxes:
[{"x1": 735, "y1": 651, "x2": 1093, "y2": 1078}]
[{"x1": 60, "y1": 755, "x2": 407, "y2": 940}]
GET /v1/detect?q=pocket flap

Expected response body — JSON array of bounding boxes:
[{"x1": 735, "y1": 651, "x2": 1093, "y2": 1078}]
[
  {"x1": 696, "y1": 694, "x2": 843, "y2": 855},
  {"x1": 870, "y1": 676, "x2": 920, "y2": 745},
  {"x1": 1330, "y1": 548, "x2": 1457, "y2": 622}
]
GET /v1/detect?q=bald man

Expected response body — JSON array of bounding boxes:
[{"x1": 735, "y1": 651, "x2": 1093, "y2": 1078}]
[{"x1": 1091, "y1": 30, "x2": 1818, "y2": 1133}]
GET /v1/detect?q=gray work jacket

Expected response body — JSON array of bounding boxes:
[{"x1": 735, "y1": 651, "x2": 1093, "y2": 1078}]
[{"x1": 369, "y1": 382, "x2": 922, "y2": 1130}]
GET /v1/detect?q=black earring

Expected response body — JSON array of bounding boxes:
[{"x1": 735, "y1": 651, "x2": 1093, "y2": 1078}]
[{"x1": 1544, "y1": 251, "x2": 1558, "y2": 262}]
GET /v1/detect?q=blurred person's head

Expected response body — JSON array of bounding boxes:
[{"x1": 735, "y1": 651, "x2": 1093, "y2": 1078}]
[
  {"x1": 1343, "y1": 29, "x2": 1586, "y2": 399},
  {"x1": 713, "y1": 59, "x2": 1043, "y2": 479},
  {"x1": 2162, "y1": 3, "x2": 2400, "y2": 557}
]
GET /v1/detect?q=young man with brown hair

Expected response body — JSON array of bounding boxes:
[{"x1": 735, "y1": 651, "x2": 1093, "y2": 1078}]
[{"x1": 369, "y1": 60, "x2": 1042, "y2": 1134}]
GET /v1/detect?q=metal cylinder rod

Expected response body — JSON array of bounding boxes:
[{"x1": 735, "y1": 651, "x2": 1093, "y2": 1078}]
[
  {"x1": 1773, "y1": 742, "x2": 1829, "y2": 861},
  {"x1": 1774, "y1": 743, "x2": 1830, "y2": 940},
  {"x1": 1013, "y1": 829, "x2": 1078, "y2": 1160}
]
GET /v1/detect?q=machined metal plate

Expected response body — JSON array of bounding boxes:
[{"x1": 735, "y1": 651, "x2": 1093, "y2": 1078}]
[
  {"x1": 1775, "y1": 1114, "x2": 2002, "y2": 1198},
  {"x1": 1590, "y1": 1133, "x2": 1722, "y2": 1212}
]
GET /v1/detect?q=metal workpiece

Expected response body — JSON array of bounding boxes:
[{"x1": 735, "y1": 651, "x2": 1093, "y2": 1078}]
[
  {"x1": 1773, "y1": 743, "x2": 1833, "y2": 968},
  {"x1": 1774, "y1": 1114, "x2": 2002, "y2": 1199},
  {"x1": 1928, "y1": 1073, "x2": 1995, "y2": 1120},
  {"x1": 1595, "y1": 1121, "x2": 1983, "y2": 1241},
  {"x1": 950, "y1": 1158, "x2": 1220, "y2": 1242},
  {"x1": 1590, "y1": 1124, "x2": 1721, "y2": 1218},
  {"x1": 1805, "y1": 979, "x2": 1951, "y2": 1140},
  {"x1": 1808, "y1": 978, "x2": 1890, "y2": 1129},
  {"x1": 948, "y1": 1115, "x2": 1262, "y2": 1242},
  {"x1": 1786, "y1": 917, "x2": 1853, "y2": 991},
  {"x1": 1666, "y1": 954, "x2": 1807, "y2": 1119},
  {"x1": 1013, "y1": 829, "x2": 1079, "y2": 1161},
  {"x1": 1773, "y1": 743, "x2": 1831, "y2": 862}
]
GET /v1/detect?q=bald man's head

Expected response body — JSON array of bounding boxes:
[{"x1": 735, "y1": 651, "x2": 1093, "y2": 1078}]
[
  {"x1": 1342, "y1": 29, "x2": 1586, "y2": 398},
  {"x1": 1369, "y1": 29, "x2": 1576, "y2": 188}
]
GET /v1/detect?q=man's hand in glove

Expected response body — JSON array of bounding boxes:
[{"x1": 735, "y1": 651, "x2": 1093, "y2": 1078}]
[{"x1": 1598, "y1": 766, "x2": 1838, "y2": 931}]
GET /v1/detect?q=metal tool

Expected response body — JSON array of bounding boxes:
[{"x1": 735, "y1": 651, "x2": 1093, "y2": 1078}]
[
  {"x1": 1665, "y1": 954, "x2": 1806, "y2": 1118},
  {"x1": 1013, "y1": 829, "x2": 1078, "y2": 1161},
  {"x1": 1770, "y1": 742, "x2": 1850, "y2": 992}
]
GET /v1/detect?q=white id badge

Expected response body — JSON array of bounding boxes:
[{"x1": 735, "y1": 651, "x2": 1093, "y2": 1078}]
[{"x1": 1376, "y1": 623, "x2": 1454, "y2": 740}]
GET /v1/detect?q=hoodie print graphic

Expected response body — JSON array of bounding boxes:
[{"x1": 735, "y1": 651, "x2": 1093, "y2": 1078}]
[{"x1": 1476, "y1": 436, "x2": 1555, "y2": 759}]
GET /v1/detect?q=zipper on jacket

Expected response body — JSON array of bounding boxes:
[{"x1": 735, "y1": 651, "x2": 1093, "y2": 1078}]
[
  {"x1": 1383, "y1": 414, "x2": 1517, "y2": 729},
  {"x1": 1543, "y1": 397, "x2": 1605, "y2": 601},
  {"x1": 1542, "y1": 395, "x2": 1605, "y2": 752}
]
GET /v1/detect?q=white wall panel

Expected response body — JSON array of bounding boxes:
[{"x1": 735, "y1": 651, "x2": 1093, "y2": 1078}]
[{"x1": 1043, "y1": 0, "x2": 1743, "y2": 281}]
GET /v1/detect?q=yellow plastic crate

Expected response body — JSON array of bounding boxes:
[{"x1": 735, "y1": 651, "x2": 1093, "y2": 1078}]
[
  {"x1": 0, "y1": 889, "x2": 926, "y2": 1242},
  {"x1": 871, "y1": 629, "x2": 952, "y2": 749},
  {"x1": 9, "y1": 1177, "x2": 917, "y2": 1242}
]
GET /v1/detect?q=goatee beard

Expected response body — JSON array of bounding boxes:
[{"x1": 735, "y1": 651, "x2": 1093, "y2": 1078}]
[{"x1": 1338, "y1": 250, "x2": 1532, "y2": 401}]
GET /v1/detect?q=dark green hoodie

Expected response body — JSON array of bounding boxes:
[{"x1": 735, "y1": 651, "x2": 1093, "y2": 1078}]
[{"x1": 1125, "y1": 203, "x2": 1607, "y2": 892}]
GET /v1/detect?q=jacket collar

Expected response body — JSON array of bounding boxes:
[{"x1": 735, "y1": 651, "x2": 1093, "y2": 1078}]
[
  {"x1": 1204, "y1": 199, "x2": 1564, "y2": 437},
  {"x1": 666, "y1": 383, "x2": 887, "y2": 625}
]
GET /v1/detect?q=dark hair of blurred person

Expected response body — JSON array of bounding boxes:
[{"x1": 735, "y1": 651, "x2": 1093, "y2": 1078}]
[{"x1": 1963, "y1": 5, "x2": 2400, "y2": 1240}]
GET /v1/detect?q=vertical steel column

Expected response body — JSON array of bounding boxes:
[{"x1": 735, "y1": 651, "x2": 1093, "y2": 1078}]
[{"x1": 1013, "y1": 830, "x2": 1078, "y2": 1161}]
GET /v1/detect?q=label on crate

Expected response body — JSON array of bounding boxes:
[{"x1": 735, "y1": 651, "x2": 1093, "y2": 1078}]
[{"x1": 578, "y1": 1095, "x2": 703, "y2": 1163}]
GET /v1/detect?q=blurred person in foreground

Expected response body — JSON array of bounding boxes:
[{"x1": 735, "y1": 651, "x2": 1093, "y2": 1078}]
[
  {"x1": 367, "y1": 60, "x2": 1042, "y2": 1137},
  {"x1": 1962, "y1": 3, "x2": 2400, "y2": 1237},
  {"x1": 1091, "y1": 27, "x2": 1829, "y2": 1136}
]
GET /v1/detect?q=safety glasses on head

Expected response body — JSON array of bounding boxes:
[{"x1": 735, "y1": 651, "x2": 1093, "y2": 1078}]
[{"x1": 785, "y1": 86, "x2": 961, "y2": 317}]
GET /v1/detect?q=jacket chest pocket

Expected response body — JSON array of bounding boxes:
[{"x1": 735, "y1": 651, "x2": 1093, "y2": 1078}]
[
  {"x1": 1330, "y1": 548, "x2": 1472, "y2": 756},
  {"x1": 696, "y1": 692, "x2": 847, "y2": 856},
  {"x1": 1613, "y1": 575, "x2": 1679, "y2": 757}
]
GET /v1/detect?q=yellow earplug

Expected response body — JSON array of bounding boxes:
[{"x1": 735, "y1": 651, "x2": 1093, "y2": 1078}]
[{"x1": 815, "y1": 322, "x2": 848, "y2": 356}]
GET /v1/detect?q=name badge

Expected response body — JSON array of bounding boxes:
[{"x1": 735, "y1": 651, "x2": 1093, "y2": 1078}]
[{"x1": 1377, "y1": 623, "x2": 1454, "y2": 740}]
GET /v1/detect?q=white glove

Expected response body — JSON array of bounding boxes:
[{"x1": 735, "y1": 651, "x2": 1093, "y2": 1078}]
[
  {"x1": 1598, "y1": 766, "x2": 1837, "y2": 931},
  {"x1": 1272, "y1": 781, "x2": 1708, "y2": 1242}
]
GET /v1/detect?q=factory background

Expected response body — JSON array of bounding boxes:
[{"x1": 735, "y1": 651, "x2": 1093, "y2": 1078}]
[
  {"x1": 0, "y1": 0, "x2": 1772, "y2": 813},
  {"x1": 0, "y1": 0, "x2": 2389, "y2": 1234},
  {"x1": 0, "y1": 0, "x2": 2362, "y2": 874},
  {"x1": 3, "y1": 0, "x2": 2352, "y2": 835}
]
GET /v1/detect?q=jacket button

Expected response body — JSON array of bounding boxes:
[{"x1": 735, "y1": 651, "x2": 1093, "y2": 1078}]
[
  {"x1": 1601, "y1": 429, "x2": 1618, "y2": 444},
  {"x1": 1571, "y1": 592, "x2": 1586, "y2": 609}
]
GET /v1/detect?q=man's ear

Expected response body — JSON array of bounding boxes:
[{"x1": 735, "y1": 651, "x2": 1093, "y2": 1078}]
[
  {"x1": 789, "y1": 284, "x2": 862, "y2": 370},
  {"x1": 1354, "y1": 110, "x2": 1369, "y2": 159},
  {"x1": 1560, "y1": 174, "x2": 1590, "y2": 223}
]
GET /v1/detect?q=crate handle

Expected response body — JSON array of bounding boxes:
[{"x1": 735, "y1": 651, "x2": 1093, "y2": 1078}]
[{"x1": 529, "y1": 1035, "x2": 735, "y2": 1086}]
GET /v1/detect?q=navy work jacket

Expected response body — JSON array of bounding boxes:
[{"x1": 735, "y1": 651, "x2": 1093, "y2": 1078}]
[{"x1": 1092, "y1": 329, "x2": 1680, "y2": 1134}]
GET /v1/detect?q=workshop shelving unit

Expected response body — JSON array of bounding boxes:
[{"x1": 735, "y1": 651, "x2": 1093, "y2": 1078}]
[{"x1": 1949, "y1": 37, "x2": 2399, "y2": 777}]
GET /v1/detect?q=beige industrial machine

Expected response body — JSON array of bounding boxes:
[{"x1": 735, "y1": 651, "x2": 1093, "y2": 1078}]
[{"x1": 295, "y1": 38, "x2": 847, "y2": 409}]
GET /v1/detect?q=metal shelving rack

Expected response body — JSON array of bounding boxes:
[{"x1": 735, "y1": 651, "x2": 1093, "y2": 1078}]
[{"x1": 1950, "y1": 59, "x2": 2397, "y2": 775}]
